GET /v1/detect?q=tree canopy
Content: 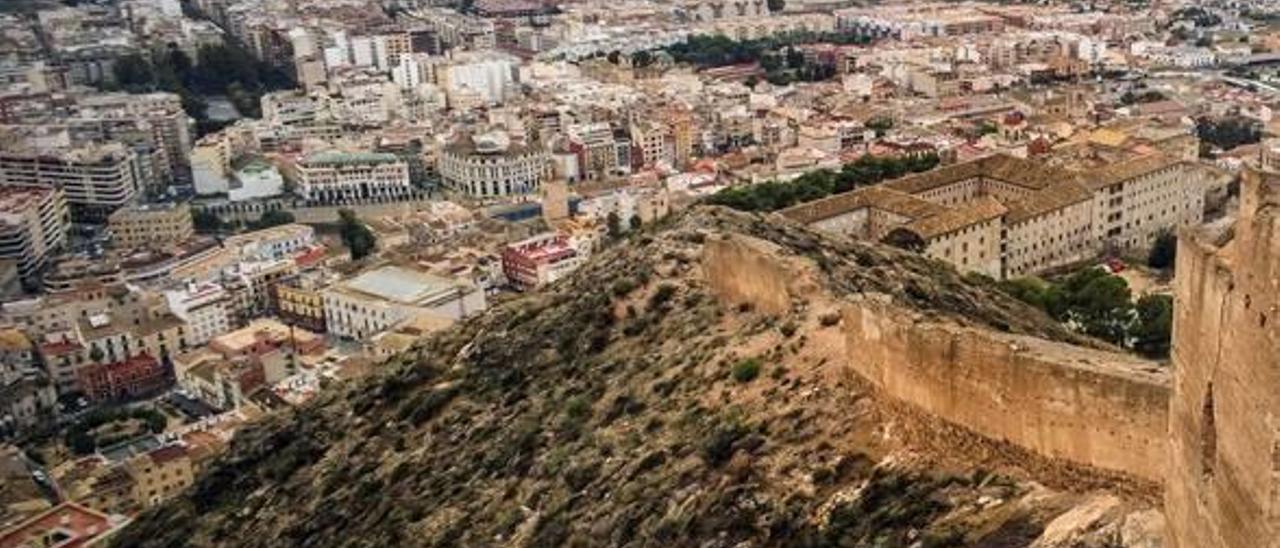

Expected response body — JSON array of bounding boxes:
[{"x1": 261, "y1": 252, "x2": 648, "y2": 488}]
[
  {"x1": 705, "y1": 153, "x2": 941, "y2": 212},
  {"x1": 339, "y1": 209, "x2": 378, "y2": 261},
  {"x1": 998, "y1": 268, "x2": 1174, "y2": 358}
]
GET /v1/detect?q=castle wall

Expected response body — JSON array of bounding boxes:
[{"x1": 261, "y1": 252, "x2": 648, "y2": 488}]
[
  {"x1": 843, "y1": 296, "x2": 1169, "y2": 482},
  {"x1": 1166, "y1": 168, "x2": 1280, "y2": 548},
  {"x1": 702, "y1": 233, "x2": 1170, "y2": 483}
]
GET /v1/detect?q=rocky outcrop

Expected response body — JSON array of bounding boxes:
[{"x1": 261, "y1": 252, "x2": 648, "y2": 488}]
[{"x1": 114, "y1": 207, "x2": 1160, "y2": 547}]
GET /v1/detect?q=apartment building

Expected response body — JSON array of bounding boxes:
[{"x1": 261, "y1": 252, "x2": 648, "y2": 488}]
[
  {"x1": 501, "y1": 233, "x2": 585, "y2": 290},
  {"x1": 73, "y1": 92, "x2": 194, "y2": 184},
  {"x1": 107, "y1": 203, "x2": 194, "y2": 250},
  {"x1": 0, "y1": 186, "x2": 68, "y2": 285},
  {"x1": 38, "y1": 287, "x2": 188, "y2": 395},
  {"x1": 127, "y1": 444, "x2": 195, "y2": 508},
  {"x1": 292, "y1": 151, "x2": 414, "y2": 206},
  {"x1": 0, "y1": 142, "x2": 143, "y2": 222},
  {"x1": 163, "y1": 283, "x2": 231, "y2": 346},
  {"x1": 323, "y1": 265, "x2": 486, "y2": 340}
]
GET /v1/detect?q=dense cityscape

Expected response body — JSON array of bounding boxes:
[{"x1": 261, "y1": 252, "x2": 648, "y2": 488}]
[{"x1": 0, "y1": 0, "x2": 1276, "y2": 544}]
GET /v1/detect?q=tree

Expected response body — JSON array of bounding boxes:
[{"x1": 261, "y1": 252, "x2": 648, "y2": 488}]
[
  {"x1": 1196, "y1": 116, "x2": 1262, "y2": 154},
  {"x1": 339, "y1": 209, "x2": 377, "y2": 260},
  {"x1": 113, "y1": 54, "x2": 155, "y2": 91},
  {"x1": 1057, "y1": 268, "x2": 1133, "y2": 345},
  {"x1": 192, "y1": 210, "x2": 224, "y2": 233},
  {"x1": 629, "y1": 215, "x2": 642, "y2": 231},
  {"x1": 766, "y1": 0, "x2": 784, "y2": 12},
  {"x1": 1132, "y1": 294, "x2": 1174, "y2": 358},
  {"x1": 607, "y1": 50, "x2": 622, "y2": 65},
  {"x1": 1148, "y1": 230, "x2": 1177, "y2": 270},
  {"x1": 249, "y1": 209, "x2": 296, "y2": 230},
  {"x1": 632, "y1": 50, "x2": 653, "y2": 68},
  {"x1": 605, "y1": 211, "x2": 622, "y2": 239}
]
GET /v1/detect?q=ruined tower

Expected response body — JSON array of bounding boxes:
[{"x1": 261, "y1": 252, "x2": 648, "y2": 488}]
[{"x1": 1166, "y1": 147, "x2": 1280, "y2": 547}]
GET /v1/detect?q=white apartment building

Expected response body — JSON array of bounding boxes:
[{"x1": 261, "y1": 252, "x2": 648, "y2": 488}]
[
  {"x1": 0, "y1": 142, "x2": 142, "y2": 222},
  {"x1": 293, "y1": 151, "x2": 414, "y2": 206},
  {"x1": 392, "y1": 53, "x2": 439, "y2": 89},
  {"x1": 223, "y1": 223, "x2": 316, "y2": 261},
  {"x1": 164, "y1": 282, "x2": 231, "y2": 346},
  {"x1": 0, "y1": 186, "x2": 68, "y2": 285},
  {"x1": 439, "y1": 51, "x2": 517, "y2": 106},
  {"x1": 323, "y1": 265, "x2": 486, "y2": 340}
]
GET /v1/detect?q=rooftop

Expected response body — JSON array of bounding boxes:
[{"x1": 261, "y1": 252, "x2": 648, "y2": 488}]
[
  {"x1": 302, "y1": 151, "x2": 401, "y2": 167},
  {"x1": 339, "y1": 266, "x2": 466, "y2": 306},
  {"x1": 0, "y1": 501, "x2": 123, "y2": 548}
]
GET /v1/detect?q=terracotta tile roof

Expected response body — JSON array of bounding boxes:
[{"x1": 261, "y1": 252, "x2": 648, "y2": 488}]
[
  {"x1": 903, "y1": 196, "x2": 1007, "y2": 240},
  {"x1": 1004, "y1": 180, "x2": 1094, "y2": 224},
  {"x1": 778, "y1": 185, "x2": 946, "y2": 224},
  {"x1": 1086, "y1": 153, "x2": 1181, "y2": 190}
]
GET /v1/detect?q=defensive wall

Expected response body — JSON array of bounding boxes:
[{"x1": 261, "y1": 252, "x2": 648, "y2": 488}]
[{"x1": 703, "y1": 233, "x2": 1170, "y2": 483}]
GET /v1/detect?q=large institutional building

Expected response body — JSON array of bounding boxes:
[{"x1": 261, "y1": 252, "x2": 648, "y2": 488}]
[{"x1": 782, "y1": 152, "x2": 1212, "y2": 279}]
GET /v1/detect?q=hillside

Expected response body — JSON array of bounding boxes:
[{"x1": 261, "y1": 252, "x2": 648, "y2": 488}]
[{"x1": 112, "y1": 207, "x2": 1160, "y2": 548}]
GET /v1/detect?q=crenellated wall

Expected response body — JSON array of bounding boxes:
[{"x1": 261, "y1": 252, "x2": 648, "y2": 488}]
[{"x1": 702, "y1": 232, "x2": 1170, "y2": 484}]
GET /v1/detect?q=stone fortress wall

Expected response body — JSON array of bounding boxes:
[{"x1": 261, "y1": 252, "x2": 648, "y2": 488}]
[
  {"x1": 703, "y1": 233, "x2": 1170, "y2": 483},
  {"x1": 1165, "y1": 167, "x2": 1280, "y2": 548}
]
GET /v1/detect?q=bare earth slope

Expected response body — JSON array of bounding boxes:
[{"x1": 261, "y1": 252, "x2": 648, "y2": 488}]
[{"x1": 112, "y1": 207, "x2": 1160, "y2": 548}]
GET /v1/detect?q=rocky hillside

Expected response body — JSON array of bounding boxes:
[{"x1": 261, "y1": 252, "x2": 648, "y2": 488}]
[{"x1": 113, "y1": 207, "x2": 1160, "y2": 548}]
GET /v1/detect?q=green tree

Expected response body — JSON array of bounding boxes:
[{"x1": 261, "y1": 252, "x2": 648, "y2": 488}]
[
  {"x1": 1132, "y1": 294, "x2": 1174, "y2": 358},
  {"x1": 192, "y1": 209, "x2": 224, "y2": 233},
  {"x1": 113, "y1": 54, "x2": 155, "y2": 91},
  {"x1": 629, "y1": 215, "x2": 642, "y2": 231},
  {"x1": 766, "y1": 0, "x2": 784, "y2": 11},
  {"x1": 866, "y1": 116, "x2": 894, "y2": 137},
  {"x1": 632, "y1": 50, "x2": 652, "y2": 68},
  {"x1": 249, "y1": 209, "x2": 296, "y2": 230},
  {"x1": 1148, "y1": 230, "x2": 1178, "y2": 270},
  {"x1": 339, "y1": 209, "x2": 377, "y2": 260},
  {"x1": 605, "y1": 211, "x2": 622, "y2": 239},
  {"x1": 1057, "y1": 268, "x2": 1134, "y2": 344}
]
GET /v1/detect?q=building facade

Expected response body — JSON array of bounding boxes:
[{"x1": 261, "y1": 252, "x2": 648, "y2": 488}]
[
  {"x1": 0, "y1": 186, "x2": 68, "y2": 286},
  {"x1": 108, "y1": 203, "x2": 194, "y2": 250},
  {"x1": 293, "y1": 151, "x2": 414, "y2": 206},
  {"x1": 438, "y1": 132, "x2": 549, "y2": 198}
]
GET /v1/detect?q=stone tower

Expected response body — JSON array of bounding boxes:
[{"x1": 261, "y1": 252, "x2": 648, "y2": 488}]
[
  {"x1": 542, "y1": 180, "x2": 570, "y2": 223},
  {"x1": 1166, "y1": 150, "x2": 1280, "y2": 547}
]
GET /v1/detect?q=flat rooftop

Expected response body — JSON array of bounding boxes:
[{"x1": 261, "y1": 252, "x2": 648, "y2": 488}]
[{"x1": 341, "y1": 266, "x2": 463, "y2": 306}]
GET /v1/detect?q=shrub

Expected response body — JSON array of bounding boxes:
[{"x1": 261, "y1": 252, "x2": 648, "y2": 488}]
[
  {"x1": 733, "y1": 359, "x2": 762, "y2": 383},
  {"x1": 779, "y1": 321, "x2": 798, "y2": 337},
  {"x1": 1148, "y1": 230, "x2": 1177, "y2": 270},
  {"x1": 610, "y1": 277, "x2": 638, "y2": 297},
  {"x1": 649, "y1": 284, "x2": 678, "y2": 309}
]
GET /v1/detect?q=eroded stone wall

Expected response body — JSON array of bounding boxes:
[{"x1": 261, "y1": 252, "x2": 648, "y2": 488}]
[
  {"x1": 702, "y1": 232, "x2": 1170, "y2": 484},
  {"x1": 1166, "y1": 168, "x2": 1280, "y2": 548},
  {"x1": 844, "y1": 295, "x2": 1168, "y2": 482}
]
